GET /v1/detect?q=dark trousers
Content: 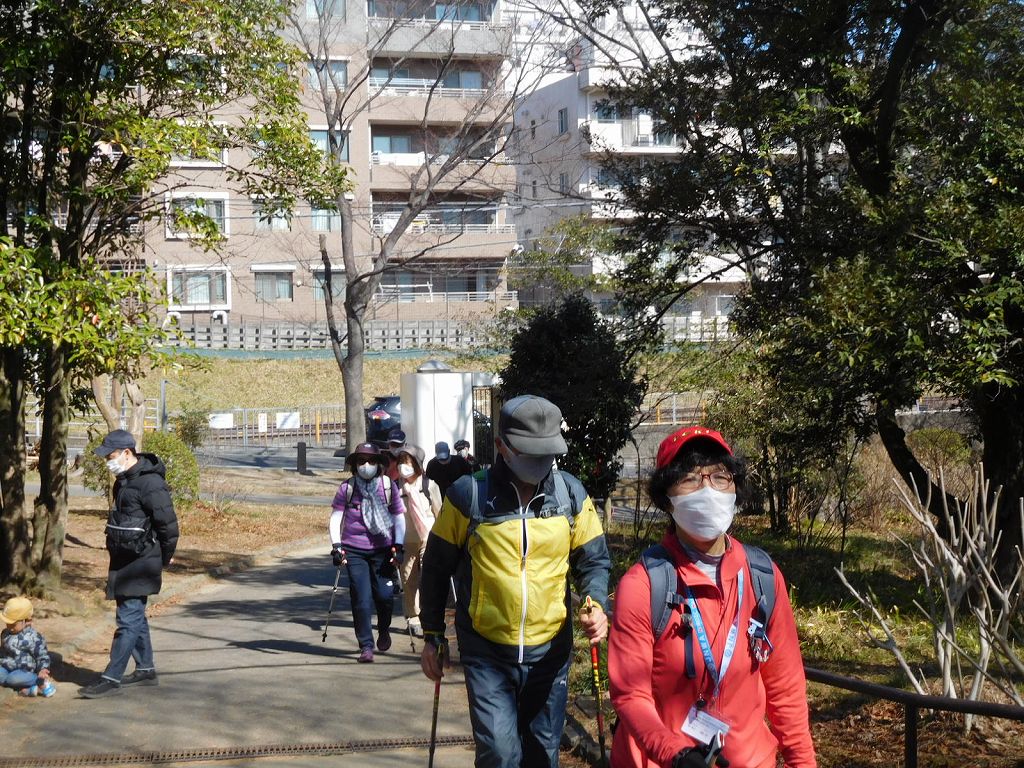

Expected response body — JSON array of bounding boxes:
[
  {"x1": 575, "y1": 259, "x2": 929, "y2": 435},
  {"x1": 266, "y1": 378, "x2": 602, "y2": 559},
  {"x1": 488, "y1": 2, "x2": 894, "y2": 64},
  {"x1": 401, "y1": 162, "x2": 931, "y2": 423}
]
[
  {"x1": 344, "y1": 547, "x2": 395, "y2": 651},
  {"x1": 462, "y1": 650, "x2": 571, "y2": 768},
  {"x1": 102, "y1": 596, "x2": 154, "y2": 681}
]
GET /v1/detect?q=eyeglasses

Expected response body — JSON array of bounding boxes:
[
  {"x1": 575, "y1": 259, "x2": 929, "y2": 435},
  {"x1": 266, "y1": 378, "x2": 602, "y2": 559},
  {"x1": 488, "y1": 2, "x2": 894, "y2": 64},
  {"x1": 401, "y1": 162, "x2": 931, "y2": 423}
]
[{"x1": 676, "y1": 470, "x2": 735, "y2": 493}]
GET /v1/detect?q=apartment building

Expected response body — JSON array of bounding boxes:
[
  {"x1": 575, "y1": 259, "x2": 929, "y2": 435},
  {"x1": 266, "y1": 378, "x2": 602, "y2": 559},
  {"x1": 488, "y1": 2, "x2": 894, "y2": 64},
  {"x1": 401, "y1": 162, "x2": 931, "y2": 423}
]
[
  {"x1": 152, "y1": 0, "x2": 520, "y2": 328},
  {"x1": 509, "y1": 5, "x2": 745, "y2": 321}
]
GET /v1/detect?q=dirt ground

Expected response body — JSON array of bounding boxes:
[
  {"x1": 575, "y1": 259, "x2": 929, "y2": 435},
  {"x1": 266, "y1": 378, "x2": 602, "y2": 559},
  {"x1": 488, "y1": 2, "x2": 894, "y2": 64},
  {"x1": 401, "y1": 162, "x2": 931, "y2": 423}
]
[{"x1": 7, "y1": 471, "x2": 1024, "y2": 767}]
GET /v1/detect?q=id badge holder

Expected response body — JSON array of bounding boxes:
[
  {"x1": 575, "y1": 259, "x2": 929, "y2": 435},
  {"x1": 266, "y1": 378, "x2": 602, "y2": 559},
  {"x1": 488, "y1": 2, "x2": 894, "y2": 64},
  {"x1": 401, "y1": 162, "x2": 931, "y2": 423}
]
[{"x1": 681, "y1": 704, "x2": 731, "y2": 746}]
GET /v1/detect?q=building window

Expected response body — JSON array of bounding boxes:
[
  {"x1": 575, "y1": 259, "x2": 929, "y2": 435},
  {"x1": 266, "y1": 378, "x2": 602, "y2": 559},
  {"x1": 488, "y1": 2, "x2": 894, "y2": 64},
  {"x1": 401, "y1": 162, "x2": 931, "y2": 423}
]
[
  {"x1": 557, "y1": 108, "x2": 569, "y2": 135},
  {"x1": 252, "y1": 199, "x2": 291, "y2": 231},
  {"x1": 254, "y1": 271, "x2": 294, "y2": 302},
  {"x1": 311, "y1": 205, "x2": 342, "y2": 232},
  {"x1": 530, "y1": 120, "x2": 536, "y2": 139},
  {"x1": 594, "y1": 103, "x2": 619, "y2": 122},
  {"x1": 308, "y1": 60, "x2": 348, "y2": 91},
  {"x1": 169, "y1": 268, "x2": 229, "y2": 308},
  {"x1": 313, "y1": 269, "x2": 346, "y2": 300},
  {"x1": 715, "y1": 294, "x2": 735, "y2": 317},
  {"x1": 307, "y1": 0, "x2": 342, "y2": 19},
  {"x1": 311, "y1": 129, "x2": 350, "y2": 162},
  {"x1": 531, "y1": 180, "x2": 538, "y2": 199},
  {"x1": 165, "y1": 194, "x2": 228, "y2": 239},
  {"x1": 442, "y1": 70, "x2": 484, "y2": 89},
  {"x1": 169, "y1": 127, "x2": 228, "y2": 167},
  {"x1": 559, "y1": 173, "x2": 570, "y2": 195},
  {"x1": 372, "y1": 134, "x2": 413, "y2": 154}
]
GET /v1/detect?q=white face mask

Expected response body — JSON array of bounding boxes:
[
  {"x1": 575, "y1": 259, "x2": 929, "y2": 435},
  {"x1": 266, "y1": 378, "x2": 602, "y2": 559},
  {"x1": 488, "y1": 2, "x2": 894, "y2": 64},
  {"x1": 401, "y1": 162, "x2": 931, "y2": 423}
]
[
  {"x1": 106, "y1": 453, "x2": 126, "y2": 476},
  {"x1": 356, "y1": 462, "x2": 378, "y2": 481},
  {"x1": 458, "y1": 449, "x2": 469, "y2": 459},
  {"x1": 669, "y1": 486, "x2": 737, "y2": 542},
  {"x1": 502, "y1": 449, "x2": 554, "y2": 486},
  {"x1": 398, "y1": 463, "x2": 416, "y2": 479}
]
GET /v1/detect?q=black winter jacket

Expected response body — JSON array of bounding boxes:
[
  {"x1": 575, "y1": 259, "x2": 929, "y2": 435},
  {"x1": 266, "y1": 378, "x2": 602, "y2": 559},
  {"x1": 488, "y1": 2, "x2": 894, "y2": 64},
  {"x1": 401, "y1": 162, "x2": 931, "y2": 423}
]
[{"x1": 105, "y1": 453, "x2": 179, "y2": 599}]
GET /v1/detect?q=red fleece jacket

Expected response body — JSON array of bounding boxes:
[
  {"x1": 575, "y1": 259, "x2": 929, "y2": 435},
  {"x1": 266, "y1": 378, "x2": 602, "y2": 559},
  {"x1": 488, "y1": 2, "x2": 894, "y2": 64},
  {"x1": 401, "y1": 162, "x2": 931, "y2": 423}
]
[{"x1": 608, "y1": 533, "x2": 817, "y2": 768}]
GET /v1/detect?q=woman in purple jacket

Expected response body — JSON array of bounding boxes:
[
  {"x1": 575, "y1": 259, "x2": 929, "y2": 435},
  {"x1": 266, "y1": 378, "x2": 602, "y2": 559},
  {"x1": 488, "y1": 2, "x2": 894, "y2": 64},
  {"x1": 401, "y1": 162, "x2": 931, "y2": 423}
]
[{"x1": 329, "y1": 443, "x2": 406, "y2": 662}]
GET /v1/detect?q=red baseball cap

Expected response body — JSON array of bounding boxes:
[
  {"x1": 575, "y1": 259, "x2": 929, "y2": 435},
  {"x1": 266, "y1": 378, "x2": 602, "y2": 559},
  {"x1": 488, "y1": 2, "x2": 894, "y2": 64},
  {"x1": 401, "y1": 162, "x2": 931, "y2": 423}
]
[{"x1": 656, "y1": 426, "x2": 732, "y2": 469}]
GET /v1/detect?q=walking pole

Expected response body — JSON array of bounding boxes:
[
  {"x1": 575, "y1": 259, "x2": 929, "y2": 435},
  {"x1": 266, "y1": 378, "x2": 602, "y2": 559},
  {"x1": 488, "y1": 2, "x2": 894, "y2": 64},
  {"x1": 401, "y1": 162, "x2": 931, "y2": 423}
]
[
  {"x1": 321, "y1": 550, "x2": 346, "y2": 642},
  {"x1": 428, "y1": 639, "x2": 445, "y2": 768},
  {"x1": 585, "y1": 596, "x2": 608, "y2": 765},
  {"x1": 391, "y1": 546, "x2": 416, "y2": 653}
]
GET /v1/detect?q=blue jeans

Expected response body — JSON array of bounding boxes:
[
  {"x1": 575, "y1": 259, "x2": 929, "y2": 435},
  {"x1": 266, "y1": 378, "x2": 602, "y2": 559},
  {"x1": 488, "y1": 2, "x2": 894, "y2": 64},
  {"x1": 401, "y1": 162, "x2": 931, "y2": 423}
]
[
  {"x1": 462, "y1": 650, "x2": 571, "y2": 768},
  {"x1": 344, "y1": 547, "x2": 395, "y2": 651},
  {"x1": 0, "y1": 668, "x2": 40, "y2": 691},
  {"x1": 102, "y1": 596, "x2": 154, "y2": 681}
]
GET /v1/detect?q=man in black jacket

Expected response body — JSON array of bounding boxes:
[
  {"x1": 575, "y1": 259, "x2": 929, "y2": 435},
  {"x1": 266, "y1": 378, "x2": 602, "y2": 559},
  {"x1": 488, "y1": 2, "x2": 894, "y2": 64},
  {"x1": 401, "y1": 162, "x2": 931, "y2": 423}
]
[{"x1": 81, "y1": 430, "x2": 179, "y2": 699}]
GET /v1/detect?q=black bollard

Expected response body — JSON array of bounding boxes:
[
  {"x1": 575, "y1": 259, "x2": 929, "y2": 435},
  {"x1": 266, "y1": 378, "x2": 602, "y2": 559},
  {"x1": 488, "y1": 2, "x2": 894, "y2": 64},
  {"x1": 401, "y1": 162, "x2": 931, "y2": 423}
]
[{"x1": 297, "y1": 441, "x2": 308, "y2": 474}]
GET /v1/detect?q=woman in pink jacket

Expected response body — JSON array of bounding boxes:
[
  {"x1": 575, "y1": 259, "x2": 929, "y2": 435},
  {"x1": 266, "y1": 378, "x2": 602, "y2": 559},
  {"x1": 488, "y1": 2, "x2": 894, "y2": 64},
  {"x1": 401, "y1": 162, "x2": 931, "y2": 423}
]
[{"x1": 608, "y1": 427, "x2": 816, "y2": 768}]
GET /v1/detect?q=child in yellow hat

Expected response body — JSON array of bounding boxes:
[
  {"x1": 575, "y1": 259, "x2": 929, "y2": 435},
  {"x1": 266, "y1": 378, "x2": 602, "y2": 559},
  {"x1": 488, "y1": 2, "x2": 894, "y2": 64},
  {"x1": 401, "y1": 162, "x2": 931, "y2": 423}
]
[{"x1": 1, "y1": 596, "x2": 56, "y2": 697}]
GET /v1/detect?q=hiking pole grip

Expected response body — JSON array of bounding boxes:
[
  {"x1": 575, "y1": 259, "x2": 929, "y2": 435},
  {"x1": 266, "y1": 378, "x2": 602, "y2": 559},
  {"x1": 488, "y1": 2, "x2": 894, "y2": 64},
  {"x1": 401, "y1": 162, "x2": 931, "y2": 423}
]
[{"x1": 585, "y1": 597, "x2": 608, "y2": 764}]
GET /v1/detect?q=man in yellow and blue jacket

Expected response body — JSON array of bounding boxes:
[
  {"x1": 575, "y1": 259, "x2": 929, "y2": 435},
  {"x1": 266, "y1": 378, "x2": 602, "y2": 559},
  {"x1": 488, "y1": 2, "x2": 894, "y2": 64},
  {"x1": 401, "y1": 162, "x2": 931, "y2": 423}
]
[{"x1": 419, "y1": 394, "x2": 610, "y2": 768}]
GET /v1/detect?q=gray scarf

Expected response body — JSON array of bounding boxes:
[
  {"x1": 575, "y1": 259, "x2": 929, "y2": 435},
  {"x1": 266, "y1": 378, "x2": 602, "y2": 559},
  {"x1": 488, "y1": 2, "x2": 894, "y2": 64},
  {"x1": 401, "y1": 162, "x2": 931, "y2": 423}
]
[{"x1": 354, "y1": 475, "x2": 391, "y2": 537}]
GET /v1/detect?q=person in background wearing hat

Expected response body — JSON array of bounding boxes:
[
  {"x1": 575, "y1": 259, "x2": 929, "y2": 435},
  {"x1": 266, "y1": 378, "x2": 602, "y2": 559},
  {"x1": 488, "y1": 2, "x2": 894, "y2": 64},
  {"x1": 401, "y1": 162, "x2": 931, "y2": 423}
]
[
  {"x1": 1, "y1": 596, "x2": 56, "y2": 697},
  {"x1": 607, "y1": 427, "x2": 816, "y2": 768},
  {"x1": 425, "y1": 440, "x2": 472, "y2": 500},
  {"x1": 390, "y1": 444, "x2": 442, "y2": 638},
  {"x1": 329, "y1": 442, "x2": 407, "y2": 662},
  {"x1": 384, "y1": 428, "x2": 408, "y2": 484},
  {"x1": 418, "y1": 395, "x2": 610, "y2": 768},
  {"x1": 81, "y1": 429, "x2": 179, "y2": 699},
  {"x1": 453, "y1": 439, "x2": 480, "y2": 473}
]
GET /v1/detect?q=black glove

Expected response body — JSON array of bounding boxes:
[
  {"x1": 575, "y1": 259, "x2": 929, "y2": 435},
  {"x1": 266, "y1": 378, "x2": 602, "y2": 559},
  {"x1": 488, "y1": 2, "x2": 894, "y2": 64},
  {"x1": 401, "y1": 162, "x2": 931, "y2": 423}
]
[
  {"x1": 391, "y1": 544, "x2": 405, "y2": 565},
  {"x1": 672, "y1": 747, "x2": 729, "y2": 768},
  {"x1": 331, "y1": 548, "x2": 346, "y2": 567}
]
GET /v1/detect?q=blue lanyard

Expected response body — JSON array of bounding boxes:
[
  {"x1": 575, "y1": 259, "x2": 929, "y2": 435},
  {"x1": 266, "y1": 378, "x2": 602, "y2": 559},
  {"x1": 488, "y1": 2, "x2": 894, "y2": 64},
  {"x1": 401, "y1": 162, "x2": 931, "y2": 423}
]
[{"x1": 685, "y1": 569, "x2": 744, "y2": 702}]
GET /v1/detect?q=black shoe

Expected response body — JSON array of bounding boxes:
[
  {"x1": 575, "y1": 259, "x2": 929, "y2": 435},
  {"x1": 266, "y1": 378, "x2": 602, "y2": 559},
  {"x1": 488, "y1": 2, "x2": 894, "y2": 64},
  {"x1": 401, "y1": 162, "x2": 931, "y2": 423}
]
[
  {"x1": 122, "y1": 669, "x2": 158, "y2": 687},
  {"x1": 377, "y1": 630, "x2": 392, "y2": 652},
  {"x1": 81, "y1": 679, "x2": 123, "y2": 699}
]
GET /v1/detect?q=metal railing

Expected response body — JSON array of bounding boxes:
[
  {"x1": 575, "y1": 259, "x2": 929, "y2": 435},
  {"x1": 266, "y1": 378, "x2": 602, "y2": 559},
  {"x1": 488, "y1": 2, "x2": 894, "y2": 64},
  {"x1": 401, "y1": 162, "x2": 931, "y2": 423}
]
[
  {"x1": 205, "y1": 404, "x2": 346, "y2": 448},
  {"x1": 368, "y1": 77, "x2": 491, "y2": 98},
  {"x1": 367, "y1": 14, "x2": 508, "y2": 32},
  {"x1": 805, "y1": 666, "x2": 1024, "y2": 768}
]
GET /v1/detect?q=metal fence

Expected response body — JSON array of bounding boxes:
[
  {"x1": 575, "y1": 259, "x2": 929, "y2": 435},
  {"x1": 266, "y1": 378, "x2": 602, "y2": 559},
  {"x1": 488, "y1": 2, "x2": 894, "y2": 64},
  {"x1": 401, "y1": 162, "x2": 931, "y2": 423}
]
[
  {"x1": 27, "y1": 398, "x2": 159, "y2": 452},
  {"x1": 205, "y1": 404, "x2": 347, "y2": 449},
  {"x1": 169, "y1": 315, "x2": 735, "y2": 353}
]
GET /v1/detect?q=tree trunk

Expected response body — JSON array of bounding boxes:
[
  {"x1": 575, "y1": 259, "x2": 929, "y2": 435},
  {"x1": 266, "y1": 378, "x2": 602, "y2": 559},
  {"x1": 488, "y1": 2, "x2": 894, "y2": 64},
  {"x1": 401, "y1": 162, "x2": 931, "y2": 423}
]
[
  {"x1": 974, "y1": 383, "x2": 1024, "y2": 583},
  {"x1": 30, "y1": 342, "x2": 70, "y2": 591},
  {"x1": 0, "y1": 348, "x2": 31, "y2": 587},
  {"x1": 876, "y1": 401, "x2": 961, "y2": 538}
]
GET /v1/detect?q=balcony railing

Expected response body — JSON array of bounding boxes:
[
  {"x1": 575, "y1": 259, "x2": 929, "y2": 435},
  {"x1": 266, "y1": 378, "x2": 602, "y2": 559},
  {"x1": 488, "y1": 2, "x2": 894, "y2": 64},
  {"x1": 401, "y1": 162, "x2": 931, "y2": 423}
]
[
  {"x1": 370, "y1": 150, "x2": 495, "y2": 166},
  {"x1": 371, "y1": 213, "x2": 514, "y2": 235},
  {"x1": 377, "y1": 286, "x2": 517, "y2": 303},
  {"x1": 367, "y1": 14, "x2": 507, "y2": 32},
  {"x1": 369, "y1": 76, "x2": 490, "y2": 99},
  {"x1": 586, "y1": 119, "x2": 683, "y2": 150}
]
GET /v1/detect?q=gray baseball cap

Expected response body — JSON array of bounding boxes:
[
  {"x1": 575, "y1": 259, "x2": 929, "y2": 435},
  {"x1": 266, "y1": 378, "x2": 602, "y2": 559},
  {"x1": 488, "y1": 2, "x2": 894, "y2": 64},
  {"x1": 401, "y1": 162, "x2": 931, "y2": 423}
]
[{"x1": 498, "y1": 395, "x2": 567, "y2": 456}]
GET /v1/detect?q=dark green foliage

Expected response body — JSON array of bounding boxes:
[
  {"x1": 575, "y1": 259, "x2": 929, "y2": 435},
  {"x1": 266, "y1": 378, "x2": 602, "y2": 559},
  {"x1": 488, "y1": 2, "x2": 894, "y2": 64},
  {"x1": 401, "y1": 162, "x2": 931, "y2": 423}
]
[
  {"x1": 498, "y1": 294, "x2": 646, "y2": 500},
  {"x1": 83, "y1": 432, "x2": 199, "y2": 507},
  {"x1": 170, "y1": 404, "x2": 210, "y2": 451},
  {"x1": 576, "y1": 0, "x2": 1024, "y2": 571}
]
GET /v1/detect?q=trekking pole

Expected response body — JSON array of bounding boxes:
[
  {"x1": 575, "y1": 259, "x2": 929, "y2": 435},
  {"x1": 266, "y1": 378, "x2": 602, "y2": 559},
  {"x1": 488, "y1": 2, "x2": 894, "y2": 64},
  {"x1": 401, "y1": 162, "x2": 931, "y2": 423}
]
[
  {"x1": 428, "y1": 639, "x2": 445, "y2": 768},
  {"x1": 584, "y1": 596, "x2": 608, "y2": 765},
  {"x1": 391, "y1": 546, "x2": 416, "y2": 653},
  {"x1": 321, "y1": 550, "x2": 347, "y2": 642}
]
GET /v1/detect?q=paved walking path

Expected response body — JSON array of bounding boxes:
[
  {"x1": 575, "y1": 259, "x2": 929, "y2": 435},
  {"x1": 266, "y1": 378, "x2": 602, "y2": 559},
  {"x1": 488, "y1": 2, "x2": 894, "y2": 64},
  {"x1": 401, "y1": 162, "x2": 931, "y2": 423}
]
[{"x1": 0, "y1": 545, "x2": 475, "y2": 767}]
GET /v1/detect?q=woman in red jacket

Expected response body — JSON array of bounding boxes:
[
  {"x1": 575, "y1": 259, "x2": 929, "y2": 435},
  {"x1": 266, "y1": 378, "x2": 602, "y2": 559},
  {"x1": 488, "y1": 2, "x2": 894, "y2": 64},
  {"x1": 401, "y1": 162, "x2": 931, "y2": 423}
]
[{"x1": 608, "y1": 427, "x2": 816, "y2": 768}]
